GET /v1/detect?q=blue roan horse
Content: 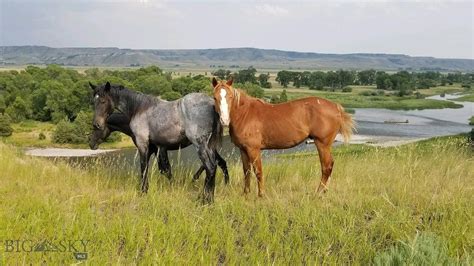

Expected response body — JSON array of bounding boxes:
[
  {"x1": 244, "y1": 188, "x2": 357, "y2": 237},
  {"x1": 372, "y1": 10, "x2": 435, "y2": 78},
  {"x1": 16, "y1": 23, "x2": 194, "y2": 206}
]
[
  {"x1": 88, "y1": 112, "x2": 229, "y2": 183},
  {"x1": 90, "y1": 82, "x2": 224, "y2": 202}
]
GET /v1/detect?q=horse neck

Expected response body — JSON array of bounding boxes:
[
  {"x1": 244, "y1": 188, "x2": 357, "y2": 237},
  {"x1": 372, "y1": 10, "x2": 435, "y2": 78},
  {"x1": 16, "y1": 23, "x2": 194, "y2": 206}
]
[
  {"x1": 229, "y1": 89, "x2": 251, "y2": 124},
  {"x1": 107, "y1": 114, "x2": 133, "y2": 137},
  {"x1": 111, "y1": 88, "x2": 156, "y2": 119}
]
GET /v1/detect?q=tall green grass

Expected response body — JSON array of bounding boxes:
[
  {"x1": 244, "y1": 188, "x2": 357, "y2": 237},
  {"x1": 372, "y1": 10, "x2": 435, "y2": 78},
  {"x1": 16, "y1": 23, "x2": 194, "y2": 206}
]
[{"x1": 0, "y1": 136, "x2": 472, "y2": 264}]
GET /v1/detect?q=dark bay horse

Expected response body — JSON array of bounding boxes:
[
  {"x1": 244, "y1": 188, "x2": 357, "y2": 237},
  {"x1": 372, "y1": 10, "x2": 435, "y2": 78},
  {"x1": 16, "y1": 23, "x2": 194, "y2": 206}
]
[
  {"x1": 90, "y1": 82, "x2": 223, "y2": 202},
  {"x1": 89, "y1": 112, "x2": 229, "y2": 183},
  {"x1": 212, "y1": 78, "x2": 355, "y2": 197}
]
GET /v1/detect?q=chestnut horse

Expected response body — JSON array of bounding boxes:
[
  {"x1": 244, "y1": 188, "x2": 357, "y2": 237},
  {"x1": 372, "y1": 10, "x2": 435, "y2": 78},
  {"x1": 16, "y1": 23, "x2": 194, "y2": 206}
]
[{"x1": 212, "y1": 78, "x2": 355, "y2": 197}]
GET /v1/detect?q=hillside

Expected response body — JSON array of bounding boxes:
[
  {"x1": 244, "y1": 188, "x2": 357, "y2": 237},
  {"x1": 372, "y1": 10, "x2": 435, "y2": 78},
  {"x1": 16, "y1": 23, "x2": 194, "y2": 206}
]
[{"x1": 1, "y1": 46, "x2": 473, "y2": 71}]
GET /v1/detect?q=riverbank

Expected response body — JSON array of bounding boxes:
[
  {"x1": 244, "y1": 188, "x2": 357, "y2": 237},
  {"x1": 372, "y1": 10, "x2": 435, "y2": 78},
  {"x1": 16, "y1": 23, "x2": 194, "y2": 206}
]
[
  {"x1": 22, "y1": 134, "x2": 431, "y2": 158},
  {"x1": 24, "y1": 147, "x2": 118, "y2": 157},
  {"x1": 0, "y1": 135, "x2": 471, "y2": 264}
]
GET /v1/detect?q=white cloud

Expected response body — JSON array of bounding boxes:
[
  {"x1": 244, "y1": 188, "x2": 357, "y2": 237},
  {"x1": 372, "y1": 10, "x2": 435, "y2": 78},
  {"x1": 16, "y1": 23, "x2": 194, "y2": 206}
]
[{"x1": 254, "y1": 4, "x2": 289, "y2": 16}]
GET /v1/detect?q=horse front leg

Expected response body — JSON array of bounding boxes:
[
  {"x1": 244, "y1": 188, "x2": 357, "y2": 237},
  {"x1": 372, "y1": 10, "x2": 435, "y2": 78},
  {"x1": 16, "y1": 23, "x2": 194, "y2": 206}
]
[
  {"x1": 239, "y1": 149, "x2": 252, "y2": 194},
  {"x1": 192, "y1": 151, "x2": 228, "y2": 185},
  {"x1": 216, "y1": 151, "x2": 230, "y2": 185},
  {"x1": 197, "y1": 146, "x2": 217, "y2": 203},
  {"x1": 192, "y1": 165, "x2": 205, "y2": 182},
  {"x1": 247, "y1": 148, "x2": 265, "y2": 197}
]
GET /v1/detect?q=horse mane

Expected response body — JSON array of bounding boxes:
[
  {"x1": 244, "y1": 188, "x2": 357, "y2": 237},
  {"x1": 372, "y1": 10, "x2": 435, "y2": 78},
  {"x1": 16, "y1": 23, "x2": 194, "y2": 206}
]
[
  {"x1": 108, "y1": 84, "x2": 162, "y2": 115},
  {"x1": 232, "y1": 87, "x2": 266, "y2": 106}
]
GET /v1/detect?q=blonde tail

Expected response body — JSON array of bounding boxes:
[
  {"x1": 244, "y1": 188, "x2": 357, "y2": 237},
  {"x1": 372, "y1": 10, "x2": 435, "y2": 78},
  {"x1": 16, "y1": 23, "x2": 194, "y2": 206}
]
[{"x1": 336, "y1": 104, "x2": 356, "y2": 144}]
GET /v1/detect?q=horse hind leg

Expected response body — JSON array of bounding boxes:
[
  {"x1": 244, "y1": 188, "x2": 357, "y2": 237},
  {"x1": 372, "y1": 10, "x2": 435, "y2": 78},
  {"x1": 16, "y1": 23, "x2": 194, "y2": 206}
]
[
  {"x1": 314, "y1": 139, "x2": 335, "y2": 193},
  {"x1": 197, "y1": 145, "x2": 217, "y2": 203},
  {"x1": 157, "y1": 147, "x2": 172, "y2": 180},
  {"x1": 138, "y1": 145, "x2": 153, "y2": 193}
]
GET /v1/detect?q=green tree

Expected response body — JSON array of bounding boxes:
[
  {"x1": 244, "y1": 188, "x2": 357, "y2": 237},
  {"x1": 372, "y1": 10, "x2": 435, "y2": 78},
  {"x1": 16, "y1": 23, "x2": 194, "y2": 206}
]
[
  {"x1": 276, "y1": 71, "x2": 292, "y2": 88},
  {"x1": 6, "y1": 97, "x2": 30, "y2": 122},
  {"x1": 134, "y1": 75, "x2": 171, "y2": 96},
  {"x1": 0, "y1": 114, "x2": 13, "y2": 137},
  {"x1": 376, "y1": 71, "x2": 390, "y2": 89},
  {"x1": 235, "y1": 67, "x2": 257, "y2": 84},
  {"x1": 189, "y1": 78, "x2": 211, "y2": 94},
  {"x1": 258, "y1": 73, "x2": 272, "y2": 88},
  {"x1": 235, "y1": 82, "x2": 264, "y2": 98},
  {"x1": 212, "y1": 69, "x2": 231, "y2": 80},
  {"x1": 325, "y1": 71, "x2": 339, "y2": 88},
  {"x1": 309, "y1": 71, "x2": 326, "y2": 90},
  {"x1": 42, "y1": 80, "x2": 74, "y2": 122},
  {"x1": 171, "y1": 77, "x2": 192, "y2": 95},
  {"x1": 0, "y1": 95, "x2": 6, "y2": 114},
  {"x1": 31, "y1": 87, "x2": 50, "y2": 121},
  {"x1": 357, "y1": 70, "x2": 376, "y2": 85},
  {"x1": 336, "y1": 70, "x2": 355, "y2": 88}
]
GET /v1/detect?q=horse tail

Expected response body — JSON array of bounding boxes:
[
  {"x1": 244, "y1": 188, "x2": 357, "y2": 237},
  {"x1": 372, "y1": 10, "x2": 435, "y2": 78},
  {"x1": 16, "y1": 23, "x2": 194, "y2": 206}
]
[
  {"x1": 336, "y1": 104, "x2": 356, "y2": 144},
  {"x1": 209, "y1": 109, "x2": 223, "y2": 149}
]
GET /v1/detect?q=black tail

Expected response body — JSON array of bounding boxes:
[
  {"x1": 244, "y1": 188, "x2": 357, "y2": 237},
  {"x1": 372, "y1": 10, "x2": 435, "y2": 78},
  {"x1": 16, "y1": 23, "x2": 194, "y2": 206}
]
[{"x1": 209, "y1": 109, "x2": 223, "y2": 149}]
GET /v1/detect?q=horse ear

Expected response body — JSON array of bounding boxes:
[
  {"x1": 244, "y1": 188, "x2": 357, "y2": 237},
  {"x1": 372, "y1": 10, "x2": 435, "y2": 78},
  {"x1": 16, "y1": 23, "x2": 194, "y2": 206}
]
[
  {"x1": 226, "y1": 77, "x2": 233, "y2": 87},
  {"x1": 105, "y1": 82, "x2": 111, "y2": 92},
  {"x1": 89, "y1": 82, "x2": 96, "y2": 90},
  {"x1": 212, "y1": 77, "x2": 218, "y2": 88}
]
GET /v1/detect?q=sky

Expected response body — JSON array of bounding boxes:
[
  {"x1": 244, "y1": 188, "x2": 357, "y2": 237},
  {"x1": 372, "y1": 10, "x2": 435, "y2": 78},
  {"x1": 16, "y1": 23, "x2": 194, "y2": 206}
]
[{"x1": 1, "y1": 0, "x2": 473, "y2": 59}]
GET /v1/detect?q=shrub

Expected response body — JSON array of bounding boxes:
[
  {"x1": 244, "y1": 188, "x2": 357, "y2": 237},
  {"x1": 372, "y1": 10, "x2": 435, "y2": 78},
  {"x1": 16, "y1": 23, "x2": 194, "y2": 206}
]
[
  {"x1": 235, "y1": 82, "x2": 264, "y2": 98},
  {"x1": 461, "y1": 83, "x2": 471, "y2": 89},
  {"x1": 52, "y1": 120, "x2": 83, "y2": 144},
  {"x1": 342, "y1": 86, "x2": 352, "y2": 93},
  {"x1": 373, "y1": 233, "x2": 456, "y2": 266},
  {"x1": 360, "y1": 90, "x2": 378, "y2": 96},
  {"x1": 0, "y1": 114, "x2": 13, "y2": 137},
  {"x1": 38, "y1": 132, "x2": 46, "y2": 140},
  {"x1": 161, "y1": 91, "x2": 182, "y2": 101},
  {"x1": 52, "y1": 111, "x2": 93, "y2": 144},
  {"x1": 106, "y1": 132, "x2": 122, "y2": 143}
]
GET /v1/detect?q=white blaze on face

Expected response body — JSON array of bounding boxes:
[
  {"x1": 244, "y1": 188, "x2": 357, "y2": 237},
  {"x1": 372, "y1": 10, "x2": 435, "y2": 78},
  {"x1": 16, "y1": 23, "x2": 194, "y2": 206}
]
[{"x1": 219, "y1": 88, "x2": 230, "y2": 126}]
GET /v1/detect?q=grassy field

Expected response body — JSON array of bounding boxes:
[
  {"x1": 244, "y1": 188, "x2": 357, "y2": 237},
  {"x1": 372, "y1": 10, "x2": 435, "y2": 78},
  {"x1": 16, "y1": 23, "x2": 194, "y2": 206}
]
[
  {"x1": 0, "y1": 136, "x2": 472, "y2": 264},
  {"x1": 456, "y1": 94, "x2": 474, "y2": 102}
]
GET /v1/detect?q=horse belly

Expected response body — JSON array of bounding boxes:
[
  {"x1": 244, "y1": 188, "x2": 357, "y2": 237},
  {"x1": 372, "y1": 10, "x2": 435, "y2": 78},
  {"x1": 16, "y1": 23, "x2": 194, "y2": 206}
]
[
  {"x1": 263, "y1": 129, "x2": 308, "y2": 149},
  {"x1": 262, "y1": 118, "x2": 309, "y2": 149},
  {"x1": 149, "y1": 125, "x2": 187, "y2": 146}
]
